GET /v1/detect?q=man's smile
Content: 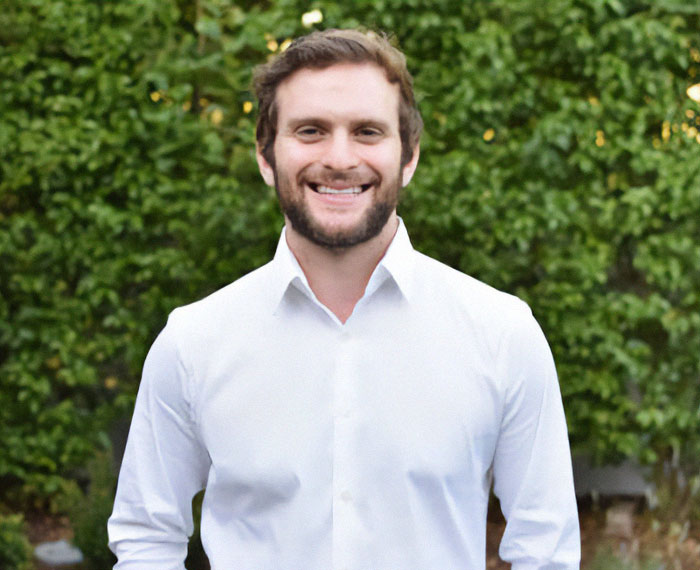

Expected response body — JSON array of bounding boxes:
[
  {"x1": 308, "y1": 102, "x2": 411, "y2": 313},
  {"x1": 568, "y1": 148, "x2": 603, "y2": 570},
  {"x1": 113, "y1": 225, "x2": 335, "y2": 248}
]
[{"x1": 307, "y1": 182, "x2": 373, "y2": 195}]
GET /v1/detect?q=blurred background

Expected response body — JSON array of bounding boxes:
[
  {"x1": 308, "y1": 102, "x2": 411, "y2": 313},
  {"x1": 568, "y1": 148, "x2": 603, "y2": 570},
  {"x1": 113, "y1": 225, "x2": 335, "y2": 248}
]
[{"x1": 1, "y1": 1, "x2": 699, "y2": 568}]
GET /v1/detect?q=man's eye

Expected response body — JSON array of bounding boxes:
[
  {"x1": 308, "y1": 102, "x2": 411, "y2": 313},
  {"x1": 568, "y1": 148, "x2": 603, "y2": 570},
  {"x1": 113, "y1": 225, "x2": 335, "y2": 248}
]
[
  {"x1": 296, "y1": 127, "x2": 322, "y2": 138},
  {"x1": 357, "y1": 128, "x2": 382, "y2": 139}
]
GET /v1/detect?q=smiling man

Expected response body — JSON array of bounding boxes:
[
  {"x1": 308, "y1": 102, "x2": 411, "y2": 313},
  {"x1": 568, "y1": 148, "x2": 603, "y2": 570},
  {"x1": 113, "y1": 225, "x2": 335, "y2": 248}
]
[
  {"x1": 263, "y1": 63, "x2": 407, "y2": 250},
  {"x1": 108, "y1": 29, "x2": 580, "y2": 569}
]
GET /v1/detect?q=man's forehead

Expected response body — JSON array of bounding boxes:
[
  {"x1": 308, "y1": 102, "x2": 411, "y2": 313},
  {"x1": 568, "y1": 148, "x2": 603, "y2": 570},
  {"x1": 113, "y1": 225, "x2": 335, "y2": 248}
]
[{"x1": 274, "y1": 62, "x2": 400, "y2": 123}]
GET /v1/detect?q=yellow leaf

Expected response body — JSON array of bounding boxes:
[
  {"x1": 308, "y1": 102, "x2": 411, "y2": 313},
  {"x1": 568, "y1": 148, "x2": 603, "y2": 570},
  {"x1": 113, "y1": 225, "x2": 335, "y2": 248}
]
[
  {"x1": 210, "y1": 109, "x2": 223, "y2": 125},
  {"x1": 661, "y1": 121, "x2": 671, "y2": 141}
]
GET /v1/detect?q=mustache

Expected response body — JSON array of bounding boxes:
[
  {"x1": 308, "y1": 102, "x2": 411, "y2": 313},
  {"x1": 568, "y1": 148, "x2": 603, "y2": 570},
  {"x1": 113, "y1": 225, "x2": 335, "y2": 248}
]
[{"x1": 299, "y1": 166, "x2": 378, "y2": 187}]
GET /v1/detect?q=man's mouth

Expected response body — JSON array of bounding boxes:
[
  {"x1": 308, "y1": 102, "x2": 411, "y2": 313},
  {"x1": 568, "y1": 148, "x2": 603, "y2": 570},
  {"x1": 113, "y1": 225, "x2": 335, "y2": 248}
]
[{"x1": 307, "y1": 182, "x2": 373, "y2": 195}]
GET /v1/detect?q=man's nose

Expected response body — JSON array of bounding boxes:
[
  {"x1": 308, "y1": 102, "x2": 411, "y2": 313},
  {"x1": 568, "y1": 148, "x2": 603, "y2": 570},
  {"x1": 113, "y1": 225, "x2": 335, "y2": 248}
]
[{"x1": 321, "y1": 133, "x2": 360, "y2": 170}]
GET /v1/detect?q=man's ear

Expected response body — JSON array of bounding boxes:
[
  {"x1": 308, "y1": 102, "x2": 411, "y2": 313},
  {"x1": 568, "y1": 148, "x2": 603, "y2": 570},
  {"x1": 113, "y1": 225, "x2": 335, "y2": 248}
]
[
  {"x1": 256, "y1": 143, "x2": 275, "y2": 187},
  {"x1": 401, "y1": 145, "x2": 420, "y2": 187}
]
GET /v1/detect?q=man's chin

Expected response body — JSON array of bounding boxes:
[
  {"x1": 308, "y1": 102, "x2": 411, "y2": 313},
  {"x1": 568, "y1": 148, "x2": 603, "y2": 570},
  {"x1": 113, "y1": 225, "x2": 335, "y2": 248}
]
[
  {"x1": 285, "y1": 208, "x2": 393, "y2": 251},
  {"x1": 295, "y1": 225, "x2": 377, "y2": 250}
]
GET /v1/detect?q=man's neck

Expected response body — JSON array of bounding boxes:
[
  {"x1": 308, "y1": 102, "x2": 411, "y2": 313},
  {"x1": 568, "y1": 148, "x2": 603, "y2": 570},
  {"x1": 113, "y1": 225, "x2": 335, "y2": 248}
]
[{"x1": 285, "y1": 215, "x2": 399, "y2": 324}]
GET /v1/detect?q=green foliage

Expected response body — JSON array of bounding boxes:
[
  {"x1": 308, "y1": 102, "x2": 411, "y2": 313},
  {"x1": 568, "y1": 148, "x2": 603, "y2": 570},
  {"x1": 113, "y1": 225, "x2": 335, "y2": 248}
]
[
  {"x1": 0, "y1": 0, "x2": 281, "y2": 502},
  {"x1": 59, "y1": 451, "x2": 117, "y2": 569},
  {"x1": 0, "y1": 514, "x2": 32, "y2": 570},
  {"x1": 1, "y1": 0, "x2": 700, "y2": 515}
]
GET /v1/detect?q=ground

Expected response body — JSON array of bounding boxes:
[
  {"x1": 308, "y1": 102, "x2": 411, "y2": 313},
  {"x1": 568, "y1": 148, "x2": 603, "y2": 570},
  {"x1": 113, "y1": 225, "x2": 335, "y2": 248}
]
[
  {"x1": 25, "y1": 498, "x2": 700, "y2": 569},
  {"x1": 487, "y1": 497, "x2": 700, "y2": 569}
]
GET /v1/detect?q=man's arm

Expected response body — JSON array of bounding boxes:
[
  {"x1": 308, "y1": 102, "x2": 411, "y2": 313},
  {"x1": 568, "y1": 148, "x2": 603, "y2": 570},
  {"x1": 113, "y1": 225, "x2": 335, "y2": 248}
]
[
  {"x1": 492, "y1": 305, "x2": 580, "y2": 569},
  {"x1": 108, "y1": 314, "x2": 210, "y2": 570}
]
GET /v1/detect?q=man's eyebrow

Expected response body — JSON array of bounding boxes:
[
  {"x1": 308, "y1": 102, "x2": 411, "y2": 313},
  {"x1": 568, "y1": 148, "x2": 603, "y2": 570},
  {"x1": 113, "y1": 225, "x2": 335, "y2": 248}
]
[
  {"x1": 349, "y1": 119, "x2": 392, "y2": 132},
  {"x1": 284, "y1": 117, "x2": 394, "y2": 132},
  {"x1": 285, "y1": 117, "x2": 330, "y2": 131}
]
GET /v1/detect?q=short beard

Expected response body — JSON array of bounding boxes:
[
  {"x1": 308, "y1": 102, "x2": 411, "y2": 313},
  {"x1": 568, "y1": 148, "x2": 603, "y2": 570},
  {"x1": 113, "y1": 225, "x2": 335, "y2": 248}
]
[
  {"x1": 274, "y1": 170, "x2": 401, "y2": 250},
  {"x1": 281, "y1": 198, "x2": 395, "y2": 249}
]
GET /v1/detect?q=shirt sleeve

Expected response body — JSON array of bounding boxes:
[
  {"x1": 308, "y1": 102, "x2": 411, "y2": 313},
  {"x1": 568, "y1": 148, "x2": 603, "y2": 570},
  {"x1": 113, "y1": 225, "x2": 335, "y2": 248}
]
[
  {"x1": 492, "y1": 304, "x2": 580, "y2": 569},
  {"x1": 108, "y1": 313, "x2": 211, "y2": 570}
]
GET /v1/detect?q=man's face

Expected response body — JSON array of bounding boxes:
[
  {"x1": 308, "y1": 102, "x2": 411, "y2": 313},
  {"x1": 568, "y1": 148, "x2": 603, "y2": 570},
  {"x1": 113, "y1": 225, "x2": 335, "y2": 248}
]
[{"x1": 257, "y1": 63, "x2": 419, "y2": 249}]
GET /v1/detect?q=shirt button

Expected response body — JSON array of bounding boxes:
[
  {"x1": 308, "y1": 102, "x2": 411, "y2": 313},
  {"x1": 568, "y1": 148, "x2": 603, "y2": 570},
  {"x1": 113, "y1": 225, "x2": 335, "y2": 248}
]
[{"x1": 340, "y1": 490, "x2": 353, "y2": 503}]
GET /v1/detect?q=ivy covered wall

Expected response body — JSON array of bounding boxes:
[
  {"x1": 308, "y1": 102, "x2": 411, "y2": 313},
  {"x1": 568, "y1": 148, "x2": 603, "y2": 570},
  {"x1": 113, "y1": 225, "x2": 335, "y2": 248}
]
[{"x1": 1, "y1": 0, "x2": 699, "y2": 511}]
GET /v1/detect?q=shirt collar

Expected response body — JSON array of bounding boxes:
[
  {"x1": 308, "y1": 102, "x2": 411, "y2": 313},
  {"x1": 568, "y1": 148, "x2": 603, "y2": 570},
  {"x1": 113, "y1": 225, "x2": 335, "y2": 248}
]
[
  {"x1": 270, "y1": 226, "x2": 314, "y2": 308},
  {"x1": 270, "y1": 218, "x2": 416, "y2": 313},
  {"x1": 370, "y1": 218, "x2": 415, "y2": 301}
]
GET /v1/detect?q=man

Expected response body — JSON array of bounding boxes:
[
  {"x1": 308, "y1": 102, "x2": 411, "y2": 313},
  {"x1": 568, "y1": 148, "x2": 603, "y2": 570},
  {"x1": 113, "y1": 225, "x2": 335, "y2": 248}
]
[{"x1": 109, "y1": 28, "x2": 580, "y2": 569}]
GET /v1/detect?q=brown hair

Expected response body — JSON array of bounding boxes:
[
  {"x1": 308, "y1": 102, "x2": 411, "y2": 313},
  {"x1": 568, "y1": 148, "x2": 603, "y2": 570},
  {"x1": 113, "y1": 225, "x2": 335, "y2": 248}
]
[{"x1": 253, "y1": 28, "x2": 423, "y2": 168}]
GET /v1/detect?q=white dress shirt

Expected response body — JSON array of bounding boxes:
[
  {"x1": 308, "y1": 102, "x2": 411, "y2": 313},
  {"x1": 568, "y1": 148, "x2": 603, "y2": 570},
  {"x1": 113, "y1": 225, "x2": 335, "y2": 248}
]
[{"x1": 108, "y1": 220, "x2": 580, "y2": 569}]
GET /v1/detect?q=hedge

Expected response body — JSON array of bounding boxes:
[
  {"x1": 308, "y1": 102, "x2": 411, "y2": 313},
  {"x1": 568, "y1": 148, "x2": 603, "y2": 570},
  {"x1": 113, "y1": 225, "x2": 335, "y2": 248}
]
[
  {"x1": 1, "y1": 0, "x2": 699, "y2": 514},
  {"x1": 0, "y1": 513, "x2": 32, "y2": 570}
]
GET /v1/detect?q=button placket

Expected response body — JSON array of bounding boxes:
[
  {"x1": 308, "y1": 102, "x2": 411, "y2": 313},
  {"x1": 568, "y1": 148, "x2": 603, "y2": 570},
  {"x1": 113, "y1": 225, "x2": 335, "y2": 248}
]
[{"x1": 331, "y1": 330, "x2": 360, "y2": 570}]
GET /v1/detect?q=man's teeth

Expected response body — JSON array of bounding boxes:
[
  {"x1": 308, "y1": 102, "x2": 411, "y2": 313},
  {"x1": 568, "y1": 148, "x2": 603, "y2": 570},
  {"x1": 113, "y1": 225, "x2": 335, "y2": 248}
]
[{"x1": 315, "y1": 185, "x2": 364, "y2": 194}]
